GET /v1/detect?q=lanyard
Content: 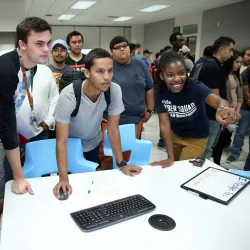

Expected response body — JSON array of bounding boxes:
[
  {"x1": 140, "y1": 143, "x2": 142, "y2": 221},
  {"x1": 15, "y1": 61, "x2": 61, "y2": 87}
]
[{"x1": 20, "y1": 63, "x2": 36, "y2": 125}]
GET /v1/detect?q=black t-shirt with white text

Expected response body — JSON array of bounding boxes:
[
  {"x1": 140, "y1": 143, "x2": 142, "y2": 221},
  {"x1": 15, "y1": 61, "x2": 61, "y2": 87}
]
[
  {"x1": 156, "y1": 80, "x2": 212, "y2": 138},
  {"x1": 65, "y1": 54, "x2": 86, "y2": 73}
]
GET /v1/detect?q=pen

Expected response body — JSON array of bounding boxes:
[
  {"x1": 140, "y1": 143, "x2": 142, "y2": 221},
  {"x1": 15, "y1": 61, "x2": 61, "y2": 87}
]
[
  {"x1": 187, "y1": 190, "x2": 208, "y2": 200},
  {"x1": 88, "y1": 181, "x2": 94, "y2": 194}
]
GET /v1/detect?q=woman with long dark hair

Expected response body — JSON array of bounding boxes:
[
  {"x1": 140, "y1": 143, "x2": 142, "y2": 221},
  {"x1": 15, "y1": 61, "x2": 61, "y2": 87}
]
[
  {"x1": 151, "y1": 51, "x2": 237, "y2": 167},
  {"x1": 213, "y1": 50, "x2": 243, "y2": 165}
]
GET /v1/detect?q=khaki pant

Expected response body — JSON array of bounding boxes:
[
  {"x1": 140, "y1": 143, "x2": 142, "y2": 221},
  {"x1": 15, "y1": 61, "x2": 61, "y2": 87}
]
[{"x1": 171, "y1": 131, "x2": 208, "y2": 161}]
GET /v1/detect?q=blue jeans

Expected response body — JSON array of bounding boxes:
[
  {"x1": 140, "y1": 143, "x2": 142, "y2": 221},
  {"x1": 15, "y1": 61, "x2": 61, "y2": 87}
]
[
  {"x1": 203, "y1": 120, "x2": 221, "y2": 159},
  {"x1": 244, "y1": 139, "x2": 250, "y2": 170},
  {"x1": 230, "y1": 109, "x2": 250, "y2": 158}
]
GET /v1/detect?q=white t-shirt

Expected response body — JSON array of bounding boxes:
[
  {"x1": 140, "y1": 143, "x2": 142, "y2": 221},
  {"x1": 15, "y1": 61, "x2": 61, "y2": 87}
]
[
  {"x1": 240, "y1": 65, "x2": 248, "y2": 74},
  {"x1": 17, "y1": 64, "x2": 59, "y2": 139}
]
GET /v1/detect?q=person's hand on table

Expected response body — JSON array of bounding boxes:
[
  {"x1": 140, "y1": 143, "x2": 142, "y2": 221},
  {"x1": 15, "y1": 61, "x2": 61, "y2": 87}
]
[
  {"x1": 150, "y1": 158, "x2": 174, "y2": 168},
  {"x1": 11, "y1": 178, "x2": 34, "y2": 195},
  {"x1": 53, "y1": 180, "x2": 72, "y2": 199},
  {"x1": 119, "y1": 165, "x2": 142, "y2": 176}
]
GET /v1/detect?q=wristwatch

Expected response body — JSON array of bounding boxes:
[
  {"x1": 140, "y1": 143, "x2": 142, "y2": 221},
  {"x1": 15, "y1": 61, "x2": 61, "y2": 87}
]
[
  {"x1": 117, "y1": 160, "x2": 127, "y2": 168},
  {"x1": 146, "y1": 109, "x2": 154, "y2": 115}
]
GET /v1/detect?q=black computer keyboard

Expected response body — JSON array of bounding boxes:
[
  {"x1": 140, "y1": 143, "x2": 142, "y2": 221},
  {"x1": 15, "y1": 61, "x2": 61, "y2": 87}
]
[{"x1": 71, "y1": 194, "x2": 156, "y2": 232}]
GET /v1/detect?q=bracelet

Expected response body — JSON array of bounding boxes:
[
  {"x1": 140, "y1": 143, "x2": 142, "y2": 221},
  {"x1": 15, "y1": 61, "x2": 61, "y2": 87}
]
[{"x1": 217, "y1": 105, "x2": 229, "y2": 110}]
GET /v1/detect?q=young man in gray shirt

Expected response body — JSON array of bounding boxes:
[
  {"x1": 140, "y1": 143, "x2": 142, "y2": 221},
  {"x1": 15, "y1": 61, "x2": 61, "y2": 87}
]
[{"x1": 53, "y1": 48, "x2": 142, "y2": 199}]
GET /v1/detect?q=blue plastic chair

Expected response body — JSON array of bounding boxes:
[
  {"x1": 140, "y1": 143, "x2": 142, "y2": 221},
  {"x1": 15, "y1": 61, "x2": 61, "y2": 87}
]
[
  {"x1": 23, "y1": 138, "x2": 98, "y2": 178},
  {"x1": 104, "y1": 124, "x2": 152, "y2": 169},
  {"x1": 228, "y1": 169, "x2": 250, "y2": 179}
]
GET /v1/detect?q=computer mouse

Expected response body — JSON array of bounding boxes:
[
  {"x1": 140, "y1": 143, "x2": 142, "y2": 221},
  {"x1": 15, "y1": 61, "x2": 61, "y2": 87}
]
[
  {"x1": 59, "y1": 187, "x2": 68, "y2": 201},
  {"x1": 129, "y1": 170, "x2": 138, "y2": 173}
]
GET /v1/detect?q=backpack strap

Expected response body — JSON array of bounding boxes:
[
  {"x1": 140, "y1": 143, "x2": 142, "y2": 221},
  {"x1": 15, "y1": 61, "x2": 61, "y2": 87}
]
[
  {"x1": 103, "y1": 85, "x2": 112, "y2": 120},
  {"x1": 199, "y1": 58, "x2": 220, "y2": 77},
  {"x1": 104, "y1": 87, "x2": 111, "y2": 108},
  {"x1": 71, "y1": 81, "x2": 112, "y2": 118},
  {"x1": 71, "y1": 80, "x2": 83, "y2": 117}
]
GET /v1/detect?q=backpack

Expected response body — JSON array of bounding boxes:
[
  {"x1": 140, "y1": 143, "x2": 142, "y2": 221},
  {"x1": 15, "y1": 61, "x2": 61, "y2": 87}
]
[
  {"x1": 59, "y1": 70, "x2": 111, "y2": 118},
  {"x1": 59, "y1": 70, "x2": 83, "y2": 93},
  {"x1": 190, "y1": 59, "x2": 219, "y2": 80}
]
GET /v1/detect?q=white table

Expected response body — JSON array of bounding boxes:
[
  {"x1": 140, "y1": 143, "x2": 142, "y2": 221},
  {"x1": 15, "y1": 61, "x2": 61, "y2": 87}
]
[{"x1": 1, "y1": 160, "x2": 250, "y2": 250}]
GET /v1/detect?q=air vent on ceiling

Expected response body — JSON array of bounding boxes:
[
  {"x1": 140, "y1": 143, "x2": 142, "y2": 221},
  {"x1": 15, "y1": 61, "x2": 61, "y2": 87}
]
[
  {"x1": 46, "y1": 14, "x2": 53, "y2": 17},
  {"x1": 107, "y1": 16, "x2": 119, "y2": 19}
]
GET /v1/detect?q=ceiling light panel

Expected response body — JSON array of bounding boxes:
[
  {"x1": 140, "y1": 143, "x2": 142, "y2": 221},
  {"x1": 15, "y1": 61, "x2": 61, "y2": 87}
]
[
  {"x1": 139, "y1": 5, "x2": 170, "y2": 12},
  {"x1": 57, "y1": 14, "x2": 75, "y2": 20},
  {"x1": 71, "y1": 1, "x2": 97, "y2": 10},
  {"x1": 113, "y1": 16, "x2": 134, "y2": 22}
]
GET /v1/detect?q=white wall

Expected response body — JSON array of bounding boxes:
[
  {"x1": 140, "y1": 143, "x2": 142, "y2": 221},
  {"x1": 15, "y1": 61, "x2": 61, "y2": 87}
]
[
  {"x1": 47, "y1": 25, "x2": 131, "y2": 63},
  {"x1": 0, "y1": 32, "x2": 16, "y2": 53},
  {"x1": 0, "y1": 0, "x2": 24, "y2": 32},
  {"x1": 131, "y1": 25, "x2": 145, "y2": 49},
  {"x1": 51, "y1": 26, "x2": 131, "y2": 50},
  {"x1": 144, "y1": 19, "x2": 174, "y2": 56},
  {"x1": 100, "y1": 27, "x2": 125, "y2": 51},
  {"x1": 174, "y1": 12, "x2": 203, "y2": 60},
  {"x1": 200, "y1": 0, "x2": 250, "y2": 54}
]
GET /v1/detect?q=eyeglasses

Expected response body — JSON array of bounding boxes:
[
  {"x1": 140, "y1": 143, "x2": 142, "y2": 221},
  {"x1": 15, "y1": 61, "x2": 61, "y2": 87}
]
[
  {"x1": 165, "y1": 71, "x2": 186, "y2": 80},
  {"x1": 113, "y1": 44, "x2": 128, "y2": 50}
]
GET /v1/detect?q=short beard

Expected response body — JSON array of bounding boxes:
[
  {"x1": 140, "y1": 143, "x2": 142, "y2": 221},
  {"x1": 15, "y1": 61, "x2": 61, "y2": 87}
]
[{"x1": 54, "y1": 59, "x2": 65, "y2": 64}]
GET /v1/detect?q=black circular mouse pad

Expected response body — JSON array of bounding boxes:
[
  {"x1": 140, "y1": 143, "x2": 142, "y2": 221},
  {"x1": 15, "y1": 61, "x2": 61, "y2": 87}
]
[{"x1": 148, "y1": 214, "x2": 176, "y2": 231}]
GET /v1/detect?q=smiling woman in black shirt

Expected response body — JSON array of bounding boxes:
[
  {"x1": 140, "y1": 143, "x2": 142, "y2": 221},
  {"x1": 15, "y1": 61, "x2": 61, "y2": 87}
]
[{"x1": 151, "y1": 52, "x2": 237, "y2": 168}]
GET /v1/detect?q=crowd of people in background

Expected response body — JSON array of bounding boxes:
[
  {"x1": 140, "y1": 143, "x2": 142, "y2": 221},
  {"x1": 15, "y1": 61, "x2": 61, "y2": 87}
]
[{"x1": 0, "y1": 16, "x2": 249, "y2": 213}]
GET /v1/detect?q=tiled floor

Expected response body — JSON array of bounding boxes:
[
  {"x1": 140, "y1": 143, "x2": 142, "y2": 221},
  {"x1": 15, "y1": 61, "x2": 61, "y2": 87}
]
[{"x1": 142, "y1": 114, "x2": 248, "y2": 170}]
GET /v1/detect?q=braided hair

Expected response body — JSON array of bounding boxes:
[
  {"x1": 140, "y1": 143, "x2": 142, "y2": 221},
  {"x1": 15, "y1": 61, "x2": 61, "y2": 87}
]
[{"x1": 156, "y1": 51, "x2": 188, "y2": 92}]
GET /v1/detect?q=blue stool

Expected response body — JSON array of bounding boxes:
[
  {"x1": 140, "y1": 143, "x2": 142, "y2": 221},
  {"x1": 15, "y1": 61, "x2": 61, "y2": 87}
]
[
  {"x1": 104, "y1": 124, "x2": 152, "y2": 169},
  {"x1": 23, "y1": 138, "x2": 98, "y2": 178},
  {"x1": 228, "y1": 169, "x2": 250, "y2": 179}
]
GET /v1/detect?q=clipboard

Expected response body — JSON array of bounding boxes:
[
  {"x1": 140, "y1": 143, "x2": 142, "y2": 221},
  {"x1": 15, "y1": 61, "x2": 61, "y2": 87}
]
[{"x1": 181, "y1": 167, "x2": 250, "y2": 205}]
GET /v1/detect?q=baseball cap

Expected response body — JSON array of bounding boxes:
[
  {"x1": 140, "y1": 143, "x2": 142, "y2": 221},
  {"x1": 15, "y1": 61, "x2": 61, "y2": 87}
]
[
  {"x1": 51, "y1": 39, "x2": 68, "y2": 51},
  {"x1": 143, "y1": 49, "x2": 152, "y2": 54},
  {"x1": 180, "y1": 45, "x2": 190, "y2": 54}
]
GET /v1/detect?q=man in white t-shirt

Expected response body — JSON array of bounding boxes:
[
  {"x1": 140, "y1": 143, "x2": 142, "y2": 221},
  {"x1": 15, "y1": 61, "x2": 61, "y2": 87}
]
[
  {"x1": 16, "y1": 64, "x2": 58, "y2": 142},
  {"x1": 0, "y1": 17, "x2": 52, "y2": 213}
]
